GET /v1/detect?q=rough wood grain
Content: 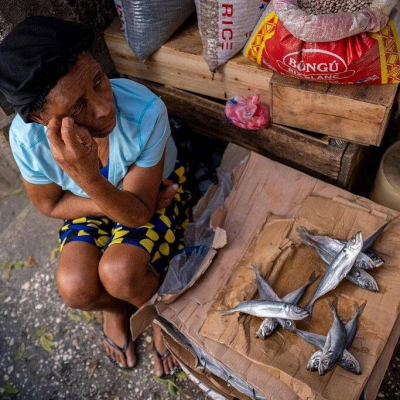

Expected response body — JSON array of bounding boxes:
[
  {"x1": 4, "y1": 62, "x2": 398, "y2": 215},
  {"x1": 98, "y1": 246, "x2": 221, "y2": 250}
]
[
  {"x1": 105, "y1": 17, "x2": 398, "y2": 146},
  {"x1": 271, "y1": 74, "x2": 398, "y2": 146},
  {"x1": 140, "y1": 80, "x2": 344, "y2": 180}
]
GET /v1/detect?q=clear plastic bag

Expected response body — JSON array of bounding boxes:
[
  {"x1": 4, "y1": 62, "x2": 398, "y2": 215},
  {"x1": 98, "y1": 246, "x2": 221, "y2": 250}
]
[
  {"x1": 273, "y1": 0, "x2": 397, "y2": 42},
  {"x1": 159, "y1": 170, "x2": 232, "y2": 295}
]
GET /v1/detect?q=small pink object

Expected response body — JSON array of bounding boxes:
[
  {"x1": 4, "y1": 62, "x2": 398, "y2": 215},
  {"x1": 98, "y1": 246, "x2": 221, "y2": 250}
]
[{"x1": 225, "y1": 95, "x2": 270, "y2": 130}]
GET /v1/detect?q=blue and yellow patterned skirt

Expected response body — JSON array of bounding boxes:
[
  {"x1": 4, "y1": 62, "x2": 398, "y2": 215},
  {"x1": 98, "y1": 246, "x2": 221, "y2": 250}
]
[{"x1": 59, "y1": 158, "x2": 192, "y2": 276}]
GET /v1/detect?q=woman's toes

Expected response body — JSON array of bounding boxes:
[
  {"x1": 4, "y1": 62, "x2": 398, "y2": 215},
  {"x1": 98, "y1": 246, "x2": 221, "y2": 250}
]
[
  {"x1": 126, "y1": 342, "x2": 137, "y2": 368},
  {"x1": 154, "y1": 359, "x2": 164, "y2": 377}
]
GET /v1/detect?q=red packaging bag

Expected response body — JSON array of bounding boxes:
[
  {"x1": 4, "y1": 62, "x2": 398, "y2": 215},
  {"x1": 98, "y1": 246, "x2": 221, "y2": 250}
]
[{"x1": 243, "y1": 0, "x2": 400, "y2": 84}]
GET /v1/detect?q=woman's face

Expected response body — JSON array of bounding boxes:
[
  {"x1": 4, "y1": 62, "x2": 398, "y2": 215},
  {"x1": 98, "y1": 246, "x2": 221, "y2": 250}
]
[{"x1": 32, "y1": 52, "x2": 116, "y2": 138}]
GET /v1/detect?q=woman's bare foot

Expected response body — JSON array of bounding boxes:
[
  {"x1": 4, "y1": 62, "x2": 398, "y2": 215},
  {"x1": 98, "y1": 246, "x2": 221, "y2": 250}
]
[
  {"x1": 103, "y1": 308, "x2": 137, "y2": 369},
  {"x1": 152, "y1": 323, "x2": 178, "y2": 377}
]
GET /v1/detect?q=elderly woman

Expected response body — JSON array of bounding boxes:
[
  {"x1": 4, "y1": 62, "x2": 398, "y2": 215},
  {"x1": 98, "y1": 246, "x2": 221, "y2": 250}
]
[{"x1": 0, "y1": 16, "x2": 192, "y2": 375}]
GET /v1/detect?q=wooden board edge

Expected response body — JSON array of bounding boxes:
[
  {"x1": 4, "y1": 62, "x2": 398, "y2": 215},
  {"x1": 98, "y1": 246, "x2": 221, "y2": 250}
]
[
  {"x1": 363, "y1": 313, "x2": 400, "y2": 400},
  {"x1": 337, "y1": 143, "x2": 370, "y2": 190}
]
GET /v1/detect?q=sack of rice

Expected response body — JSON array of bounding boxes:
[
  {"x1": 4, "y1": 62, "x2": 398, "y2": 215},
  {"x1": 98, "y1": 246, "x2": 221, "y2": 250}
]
[
  {"x1": 195, "y1": 0, "x2": 270, "y2": 72},
  {"x1": 118, "y1": 0, "x2": 195, "y2": 61},
  {"x1": 243, "y1": 0, "x2": 400, "y2": 84}
]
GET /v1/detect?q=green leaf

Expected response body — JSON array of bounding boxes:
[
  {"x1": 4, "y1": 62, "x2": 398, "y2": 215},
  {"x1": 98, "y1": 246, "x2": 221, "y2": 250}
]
[
  {"x1": 40, "y1": 335, "x2": 55, "y2": 353},
  {"x1": 67, "y1": 310, "x2": 81, "y2": 322},
  {"x1": 141, "y1": 378, "x2": 148, "y2": 384},
  {"x1": 12, "y1": 260, "x2": 24, "y2": 270},
  {"x1": 3, "y1": 383, "x2": 19, "y2": 394},
  {"x1": 175, "y1": 370, "x2": 187, "y2": 381},
  {"x1": 32, "y1": 325, "x2": 47, "y2": 340},
  {"x1": 82, "y1": 311, "x2": 93, "y2": 322},
  {"x1": 153, "y1": 375, "x2": 168, "y2": 383},
  {"x1": 0, "y1": 259, "x2": 8, "y2": 271},
  {"x1": 13, "y1": 342, "x2": 26, "y2": 361},
  {"x1": 11, "y1": 188, "x2": 23, "y2": 195},
  {"x1": 168, "y1": 381, "x2": 177, "y2": 397}
]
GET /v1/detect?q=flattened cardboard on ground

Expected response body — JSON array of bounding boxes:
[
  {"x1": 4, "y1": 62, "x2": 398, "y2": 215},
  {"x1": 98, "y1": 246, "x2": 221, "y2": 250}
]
[
  {"x1": 156, "y1": 144, "x2": 399, "y2": 400},
  {"x1": 201, "y1": 196, "x2": 400, "y2": 400}
]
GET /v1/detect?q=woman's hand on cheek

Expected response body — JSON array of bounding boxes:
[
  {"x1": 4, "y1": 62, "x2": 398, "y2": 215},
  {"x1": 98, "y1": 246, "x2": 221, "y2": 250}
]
[{"x1": 46, "y1": 117, "x2": 100, "y2": 186}]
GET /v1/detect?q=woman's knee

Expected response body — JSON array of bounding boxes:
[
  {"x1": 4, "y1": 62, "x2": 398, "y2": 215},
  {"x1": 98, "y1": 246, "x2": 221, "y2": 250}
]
[
  {"x1": 56, "y1": 262, "x2": 101, "y2": 310},
  {"x1": 99, "y1": 247, "x2": 149, "y2": 300}
]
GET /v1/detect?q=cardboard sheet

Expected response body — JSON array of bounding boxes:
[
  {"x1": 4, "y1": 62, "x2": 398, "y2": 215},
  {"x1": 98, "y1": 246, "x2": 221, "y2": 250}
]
[
  {"x1": 200, "y1": 196, "x2": 400, "y2": 400},
  {"x1": 157, "y1": 146, "x2": 400, "y2": 400}
]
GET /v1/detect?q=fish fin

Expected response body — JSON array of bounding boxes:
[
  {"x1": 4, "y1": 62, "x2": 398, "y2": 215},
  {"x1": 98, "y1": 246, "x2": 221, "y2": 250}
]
[{"x1": 307, "y1": 271, "x2": 320, "y2": 286}]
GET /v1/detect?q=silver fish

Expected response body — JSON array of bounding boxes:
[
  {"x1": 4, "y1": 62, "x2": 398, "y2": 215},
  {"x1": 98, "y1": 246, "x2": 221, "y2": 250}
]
[
  {"x1": 298, "y1": 227, "x2": 375, "y2": 270},
  {"x1": 301, "y1": 236, "x2": 380, "y2": 293},
  {"x1": 253, "y1": 267, "x2": 318, "y2": 338},
  {"x1": 305, "y1": 232, "x2": 363, "y2": 313},
  {"x1": 307, "y1": 350, "x2": 322, "y2": 371},
  {"x1": 365, "y1": 250, "x2": 384, "y2": 268},
  {"x1": 252, "y1": 266, "x2": 296, "y2": 332},
  {"x1": 297, "y1": 301, "x2": 364, "y2": 375},
  {"x1": 345, "y1": 301, "x2": 367, "y2": 347},
  {"x1": 307, "y1": 349, "x2": 361, "y2": 375},
  {"x1": 319, "y1": 299, "x2": 347, "y2": 376},
  {"x1": 346, "y1": 267, "x2": 379, "y2": 292},
  {"x1": 220, "y1": 300, "x2": 309, "y2": 320},
  {"x1": 363, "y1": 221, "x2": 390, "y2": 252}
]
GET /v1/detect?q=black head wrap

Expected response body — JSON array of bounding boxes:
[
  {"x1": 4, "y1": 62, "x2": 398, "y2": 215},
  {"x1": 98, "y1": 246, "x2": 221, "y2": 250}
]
[{"x1": 0, "y1": 16, "x2": 94, "y2": 123}]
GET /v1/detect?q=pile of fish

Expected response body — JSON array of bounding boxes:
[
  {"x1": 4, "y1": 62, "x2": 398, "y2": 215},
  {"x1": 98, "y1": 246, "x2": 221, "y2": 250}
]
[
  {"x1": 298, "y1": 222, "x2": 388, "y2": 297},
  {"x1": 219, "y1": 222, "x2": 389, "y2": 377},
  {"x1": 296, "y1": 298, "x2": 365, "y2": 376}
]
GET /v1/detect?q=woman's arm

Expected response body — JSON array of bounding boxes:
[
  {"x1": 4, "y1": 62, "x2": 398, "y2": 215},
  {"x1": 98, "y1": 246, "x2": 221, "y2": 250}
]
[
  {"x1": 23, "y1": 179, "x2": 104, "y2": 220},
  {"x1": 45, "y1": 117, "x2": 174, "y2": 228}
]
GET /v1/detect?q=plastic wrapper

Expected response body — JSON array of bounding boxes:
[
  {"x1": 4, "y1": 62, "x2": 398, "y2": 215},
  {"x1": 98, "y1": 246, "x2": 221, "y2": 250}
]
[
  {"x1": 225, "y1": 95, "x2": 270, "y2": 130},
  {"x1": 244, "y1": 0, "x2": 400, "y2": 84},
  {"x1": 274, "y1": 0, "x2": 397, "y2": 42},
  {"x1": 159, "y1": 170, "x2": 232, "y2": 295},
  {"x1": 195, "y1": 0, "x2": 269, "y2": 72},
  {"x1": 117, "y1": 0, "x2": 195, "y2": 61}
]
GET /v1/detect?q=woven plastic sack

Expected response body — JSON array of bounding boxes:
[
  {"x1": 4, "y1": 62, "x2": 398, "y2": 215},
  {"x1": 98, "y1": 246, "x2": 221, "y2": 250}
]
[
  {"x1": 117, "y1": 0, "x2": 195, "y2": 61},
  {"x1": 195, "y1": 0, "x2": 270, "y2": 72},
  {"x1": 243, "y1": 0, "x2": 400, "y2": 84}
]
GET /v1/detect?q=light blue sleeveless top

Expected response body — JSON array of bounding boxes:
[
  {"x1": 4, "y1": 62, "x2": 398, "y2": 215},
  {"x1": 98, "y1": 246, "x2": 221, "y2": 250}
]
[{"x1": 9, "y1": 78, "x2": 177, "y2": 198}]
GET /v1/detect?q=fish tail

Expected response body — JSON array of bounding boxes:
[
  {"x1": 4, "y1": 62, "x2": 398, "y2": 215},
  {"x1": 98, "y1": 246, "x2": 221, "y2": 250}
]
[
  {"x1": 219, "y1": 309, "x2": 234, "y2": 316},
  {"x1": 305, "y1": 301, "x2": 314, "y2": 314},
  {"x1": 354, "y1": 301, "x2": 367, "y2": 317},
  {"x1": 329, "y1": 297, "x2": 339, "y2": 315},
  {"x1": 297, "y1": 226, "x2": 312, "y2": 240},
  {"x1": 307, "y1": 271, "x2": 320, "y2": 286}
]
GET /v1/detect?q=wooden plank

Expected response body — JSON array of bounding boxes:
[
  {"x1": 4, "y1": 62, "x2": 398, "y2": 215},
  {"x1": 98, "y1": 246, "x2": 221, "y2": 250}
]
[
  {"x1": 271, "y1": 74, "x2": 398, "y2": 146},
  {"x1": 363, "y1": 313, "x2": 400, "y2": 400},
  {"x1": 139, "y1": 80, "x2": 346, "y2": 180},
  {"x1": 105, "y1": 18, "x2": 272, "y2": 102},
  {"x1": 338, "y1": 143, "x2": 371, "y2": 190}
]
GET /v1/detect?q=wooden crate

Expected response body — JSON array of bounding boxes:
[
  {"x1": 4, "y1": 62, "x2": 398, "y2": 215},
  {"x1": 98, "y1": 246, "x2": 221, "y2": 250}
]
[
  {"x1": 104, "y1": 18, "x2": 398, "y2": 146},
  {"x1": 137, "y1": 79, "x2": 369, "y2": 189}
]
